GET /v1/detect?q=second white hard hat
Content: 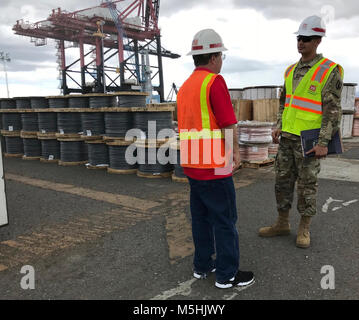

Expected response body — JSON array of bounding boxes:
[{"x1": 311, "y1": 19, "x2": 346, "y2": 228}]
[
  {"x1": 294, "y1": 15, "x2": 326, "y2": 37},
  {"x1": 187, "y1": 29, "x2": 228, "y2": 56}
]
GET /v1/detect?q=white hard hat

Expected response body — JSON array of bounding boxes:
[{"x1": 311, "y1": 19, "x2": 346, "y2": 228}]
[
  {"x1": 187, "y1": 29, "x2": 228, "y2": 56},
  {"x1": 294, "y1": 15, "x2": 326, "y2": 37}
]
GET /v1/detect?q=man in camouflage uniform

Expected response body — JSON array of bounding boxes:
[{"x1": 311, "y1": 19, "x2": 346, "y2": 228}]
[{"x1": 258, "y1": 16, "x2": 344, "y2": 248}]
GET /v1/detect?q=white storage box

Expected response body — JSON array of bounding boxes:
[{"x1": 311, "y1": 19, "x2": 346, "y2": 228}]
[
  {"x1": 340, "y1": 114, "x2": 354, "y2": 138},
  {"x1": 242, "y1": 86, "x2": 280, "y2": 100},
  {"x1": 341, "y1": 83, "x2": 357, "y2": 113}
]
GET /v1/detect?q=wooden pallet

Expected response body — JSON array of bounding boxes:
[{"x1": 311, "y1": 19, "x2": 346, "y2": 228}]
[
  {"x1": 242, "y1": 158, "x2": 275, "y2": 169},
  {"x1": 171, "y1": 174, "x2": 188, "y2": 183}
]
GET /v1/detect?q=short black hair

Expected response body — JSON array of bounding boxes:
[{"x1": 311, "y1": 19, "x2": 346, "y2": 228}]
[{"x1": 193, "y1": 52, "x2": 220, "y2": 67}]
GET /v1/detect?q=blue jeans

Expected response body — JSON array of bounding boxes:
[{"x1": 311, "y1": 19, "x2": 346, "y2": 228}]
[{"x1": 188, "y1": 176, "x2": 240, "y2": 283}]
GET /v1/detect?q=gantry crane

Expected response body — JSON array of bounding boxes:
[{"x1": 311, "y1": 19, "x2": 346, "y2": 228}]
[{"x1": 12, "y1": 0, "x2": 180, "y2": 101}]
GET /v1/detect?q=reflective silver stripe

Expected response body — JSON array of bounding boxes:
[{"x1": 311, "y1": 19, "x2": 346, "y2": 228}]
[
  {"x1": 314, "y1": 59, "x2": 334, "y2": 82},
  {"x1": 285, "y1": 97, "x2": 291, "y2": 105},
  {"x1": 291, "y1": 98, "x2": 322, "y2": 113},
  {"x1": 285, "y1": 64, "x2": 296, "y2": 78}
]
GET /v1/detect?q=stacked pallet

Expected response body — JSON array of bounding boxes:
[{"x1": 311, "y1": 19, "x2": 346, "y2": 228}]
[
  {"x1": 231, "y1": 86, "x2": 280, "y2": 168},
  {"x1": 237, "y1": 121, "x2": 275, "y2": 168}
]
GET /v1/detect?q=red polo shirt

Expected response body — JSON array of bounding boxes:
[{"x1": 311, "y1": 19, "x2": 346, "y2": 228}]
[{"x1": 182, "y1": 67, "x2": 237, "y2": 180}]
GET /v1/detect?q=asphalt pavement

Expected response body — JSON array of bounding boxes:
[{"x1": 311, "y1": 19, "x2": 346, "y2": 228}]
[{"x1": 0, "y1": 138, "x2": 358, "y2": 301}]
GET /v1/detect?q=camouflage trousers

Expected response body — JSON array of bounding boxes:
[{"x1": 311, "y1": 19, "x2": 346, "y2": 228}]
[{"x1": 275, "y1": 136, "x2": 321, "y2": 217}]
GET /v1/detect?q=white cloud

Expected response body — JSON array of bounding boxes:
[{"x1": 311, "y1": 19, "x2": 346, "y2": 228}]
[
  {"x1": 0, "y1": 80, "x2": 59, "y2": 98},
  {"x1": 0, "y1": 0, "x2": 358, "y2": 98},
  {"x1": 161, "y1": 5, "x2": 358, "y2": 93}
]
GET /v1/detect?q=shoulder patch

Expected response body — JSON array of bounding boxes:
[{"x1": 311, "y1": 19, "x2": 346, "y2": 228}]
[{"x1": 336, "y1": 80, "x2": 342, "y2": 91}]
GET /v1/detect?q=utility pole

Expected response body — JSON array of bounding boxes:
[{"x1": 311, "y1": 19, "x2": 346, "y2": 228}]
[{"x1": 0, "y1": 52, "x2": 11, "y2": 98}]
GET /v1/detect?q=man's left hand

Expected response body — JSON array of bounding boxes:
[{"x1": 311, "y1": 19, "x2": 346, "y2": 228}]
[
  {"x1": 306, "y1": 145, "x2": 328, "y2": 159},
  {"x1": 232, "y1": 149, "x2": 241, "y2": 171}
]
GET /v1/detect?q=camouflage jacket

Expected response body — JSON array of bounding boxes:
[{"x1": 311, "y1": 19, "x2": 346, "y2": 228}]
[{"x1": 277, "y1": 53, "x2": 343, "y2": 147}]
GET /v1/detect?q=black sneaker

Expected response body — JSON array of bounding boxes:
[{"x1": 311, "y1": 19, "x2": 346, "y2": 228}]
[
  {"x1": 193, "y1": 267, "x2": 216, "y2": 279},
  {"x1": 215, "y1": 270, "x2": 255, "y2": 289}
]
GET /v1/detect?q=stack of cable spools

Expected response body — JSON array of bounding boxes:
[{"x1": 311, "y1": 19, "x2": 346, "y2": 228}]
[
  {"x1": 237, "y1": 121, "x2": 274, "y2": 167},
  {"x1": 17, "y1": 97, "x2": 42, "y2": 160},
  {"x1": 0, "y1": 98, "x2": 23, "y2": 157},
  {"x1": 103, "y1": 92, "x2": 146, "y2": 175},
  {"x1": 132, "y1": 103, "x2": 175, "y2": 179},
  {"x1": 0, "y1": 93, "x2": 178, "y2": 181},
  {"x1": 47, "y1": 94, "x2": 89, "y2": 166},
  {"x1": 353, "y1": 97, "x2": 359, "y2": 137},
  {"x1": 231, "y1": 86, "x2": 281, "y2": 168}
]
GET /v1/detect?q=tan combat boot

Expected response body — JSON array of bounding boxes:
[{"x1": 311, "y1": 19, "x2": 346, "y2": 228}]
[
  {"x1": 258, "y1": 210, "x2": 291, "y2": 237},
  {"x1": 296, "y1": 216, "x2": 311, "y2": 248}
]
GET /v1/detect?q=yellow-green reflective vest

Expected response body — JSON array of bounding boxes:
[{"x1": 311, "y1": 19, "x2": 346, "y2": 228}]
[{"x1": 282, "y1": 57, "x2": 344, "y2": 136}]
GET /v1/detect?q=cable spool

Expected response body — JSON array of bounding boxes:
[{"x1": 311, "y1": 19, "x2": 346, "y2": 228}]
[
  {"x1": 116, "y1": 94, "x2": 147, "y2": 108},
  {"x1": 57, "y1": 112, "x2": 82, "y2": 135},
  {"x1": 104, "y1": 112, "x2": 133, "y2": 139},
  {"x1": 239, "y1": 143, "x2": 269, "y2": 162},
  {"x1": 58, "y1": 138, "x2": 88, "y2": 166},
  {"x1": 106, "y1": 140, "x2": 137, "y2": 174},
  {"x1": 22, "y1": 137, "x2": 41, "y2": 160},
  {"x1": 2, "y1": 113, "x2": 22, "y2": 132},
  {"x1": 15, "y1": 97, "x2": 31, "y2": 109},
  {"x1": 86, "y1": 140, "x2": 109, "y2": 169},
  {"x1": 89, "y1": 94, "x2": 115, "y2": 108},
  {"x1": 133, "y1": 110, "x2": 173, "y2": 139},
  {"x1": 237, "y1": 121, "x2": 273, "y2": 144},
  {"x1": 135, "y1": 139, "x2": 174, "y2": 178},
  {"x1": 38, "y1": 112, "x2": 57, "y2": 134},
  {"x1": 31, "y1": 97, "x2": 49, "y2": 109},
  {"x1": 21, "y1": 112, "x2": 39, "y2": 132},
  {"x1": 170, "y1": 140, "x2": 187, "y2": 182},
  {"x1": 68, "y1": 95, "x2": 89, "y2": 109},
  {"x1": 47, "y1": 96, "x2": 68, "y2": 108},
  {"x1": 81, "y1": 112, "x2": 105, "y2": 138},
  {"x1": 0, "y1": 98, "x2": 16, "y2": 109},
  {"x1": 39, "y1": 137, "x2": 60, "y2": 163},
  {"x1": 4, "y1": 135, "x2": 23, "y2": 157}
]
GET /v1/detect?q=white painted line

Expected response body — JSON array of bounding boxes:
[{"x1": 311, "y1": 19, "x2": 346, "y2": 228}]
[
  {"x1": 343, "y1": 199, "x2": 358, "y2": 206},
  {"x1": 322, "y1": 197, "x2": 359, "y2": 213},
  {"x1": 151, "y1": 278, "x2": 255, "y2": 300},
  {"x1": 223, "y1": 281, "x2": 255, "y2": 300},
  {"x1": 151, "y1": 278, "x2": 197, "y2": 300},
  {"x1": 223, "y1": 293, "x2": 237, "y2": 300},
  {"x1": 322, "y1": 197, "x2": 344, "y2": 213}
]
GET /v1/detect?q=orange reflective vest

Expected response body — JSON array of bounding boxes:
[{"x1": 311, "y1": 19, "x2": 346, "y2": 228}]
[{"x1": 177, "y1": 70, "x2": 228, "y2": 168}]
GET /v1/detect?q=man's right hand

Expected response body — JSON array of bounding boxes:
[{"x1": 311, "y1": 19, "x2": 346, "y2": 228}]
[{"x1": 272, "y1": 129, "x2": 281, "y2": 144}]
